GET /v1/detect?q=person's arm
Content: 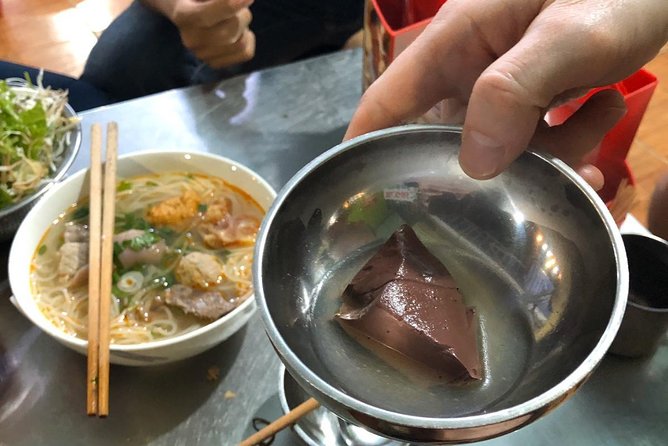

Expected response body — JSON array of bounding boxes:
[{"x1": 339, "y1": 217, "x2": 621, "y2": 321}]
[
  {"x1": 346, "y1": 0, "x2": 668, "y2": 187},
  {"x1": 140, "y1": 0, "x2": 177, "y2": 17},
  {"x1": 140, "y1": 0, "x2": 255, "y2": 68}
]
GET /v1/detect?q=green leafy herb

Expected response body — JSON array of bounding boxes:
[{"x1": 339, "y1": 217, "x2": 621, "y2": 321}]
[
  {"x1": 0, "y1": 188, "x2": 13, "y2": 208},
  {"x1": 70, "y1": 206, "x2": 89, "y2": 222},
  {"x1": 112, "y1": 285, "x2": 132, "y2": 310},
  {"x1": 153, "y1": 272, "x2": 175, "y2": 288},
  {"x1": 116, "y1": 212, "x2": 150, "y2": 231},
  {"x1": 0, "y1": 76, "x2": 76, "y2": 209},
  {"x1": 38, "y1": 245, "x2": 47, "y2": 255},
  {"x1": 127, "y1": 232, "x2": 161, "y2": 251},
  {"x1": 155, "y1": 227, "x2": 175, "y2": 240},
  {"x1": 117, "y1": 180, "x2": 133, "y2": 192},
  {"x1": 145, "y1": 181, "x2": 158, "y2": 187},
  {"x1": 197, "y1": 203, "x2": 208, "y2": 213}
]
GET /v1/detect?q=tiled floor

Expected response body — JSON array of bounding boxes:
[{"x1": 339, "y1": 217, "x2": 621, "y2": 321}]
[
  {"x1": 0, "y1": 0, "x2": 131, "y2": 77},
  {"x1": 627, "y1": 48, "x2": 668, "y2": 225},
  {"x1": 1, "y1": 0, "x2": 667, "y2": 225}
]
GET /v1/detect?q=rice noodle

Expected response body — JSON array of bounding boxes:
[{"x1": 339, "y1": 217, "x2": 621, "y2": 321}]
[{"x1": 30, "y1": 172, "x2": 264, "y2": 345}]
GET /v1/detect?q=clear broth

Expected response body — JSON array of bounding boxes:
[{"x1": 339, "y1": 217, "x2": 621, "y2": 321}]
[{"x1": 306, "y1": 244, "x2": 534, "y2": 418}]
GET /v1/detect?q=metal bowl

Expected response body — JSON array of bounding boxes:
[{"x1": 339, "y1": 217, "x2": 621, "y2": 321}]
[
  {"x1": 0, "y1": 82, "x2": 82, "y2": 241},
  {"x1": 254, "y1": 125, "x2": 628, "y2": 443}
]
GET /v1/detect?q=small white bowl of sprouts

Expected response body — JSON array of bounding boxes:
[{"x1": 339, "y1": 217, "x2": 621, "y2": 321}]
[
  {"x1": 8, "y1": 151, "x2": 276, "y2": 366},
  {"x1": 0, "y1": 75, "x2": 82, "y2": 241}
]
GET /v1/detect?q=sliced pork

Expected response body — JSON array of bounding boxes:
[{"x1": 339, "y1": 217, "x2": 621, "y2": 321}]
[
  {"x1": 63, "y1": 223, "x2": 88, "y2": 243},
  {"x1": 57, "y1": 242, "x2": 88, "y2": 279},
  {"x1": 114, "y1": 229, "x2": 168, "y2": 269},
  {"x1": 197, "y1": 197, "x2": 260, "y2": 248},
  {"x1": 165, "y1": 284, "x2": 236, "y2": 320}
]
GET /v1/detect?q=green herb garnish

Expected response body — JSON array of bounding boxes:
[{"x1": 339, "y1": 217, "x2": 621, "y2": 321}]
[
  {"x1": 117, "y1": 180, "x2": 133, "y2": 192},
  {"x1": 153, "y1": 272, "x2": 175, "y2": 288},
  {"x1": 0, "y1": 188, "x2": 13, "y2": 208},
  {"x1": 127, "y1": 232, "x2": 161, "y2": 251},
  {"x1": 0, "y1": 76, "x2": 76, "y2": 209},
  {"x1": 70, "y1": 206, "x2": 89, "y2": 222},
  {"x1": 116, "y1": 212, "x2": 150, "y2": 231}
]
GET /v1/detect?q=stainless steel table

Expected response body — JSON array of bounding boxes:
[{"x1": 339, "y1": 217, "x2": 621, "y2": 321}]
[{"x1": 0, "y1": 49, "x2": 665, "y2": 446}]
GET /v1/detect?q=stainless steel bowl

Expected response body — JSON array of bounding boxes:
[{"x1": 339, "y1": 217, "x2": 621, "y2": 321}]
[
  {"x1": 254, "y1": 125, "x2": 628, "y2": 443},
  {"x1": 0, "y1": 89, "x2": 81, "y2": 241}
]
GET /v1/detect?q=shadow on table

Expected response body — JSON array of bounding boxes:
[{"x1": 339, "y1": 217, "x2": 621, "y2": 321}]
[
  {"x1": 241, "y1": 392, "x2": 305, "y2": 446},
  {"x1": 190, "y1": 73, "x2": 353, "y2": 190},
  {"x1": 0, "y1": 281, "x2": 247, "y2": 445},
  {"x1": 564, "y1": 348, "x2": 668, "y2": 441}
]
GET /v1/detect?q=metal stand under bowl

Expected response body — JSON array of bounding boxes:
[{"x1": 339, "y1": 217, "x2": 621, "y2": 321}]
[{"x1": 278, "y1": 366, "x2": 410, "y2": 446}]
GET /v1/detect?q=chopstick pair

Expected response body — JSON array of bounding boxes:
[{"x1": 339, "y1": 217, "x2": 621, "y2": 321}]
[{"x1": 86, "y1": 122, "x2": 118, "y2": 417}]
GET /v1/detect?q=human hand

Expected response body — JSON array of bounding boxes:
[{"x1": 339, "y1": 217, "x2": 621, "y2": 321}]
[
  {"x1": 166, "y1": 0, "x2": 255, "y2": 69},
  {"x1": 345, "y1": 0, "x2": 668, "y2": 189}
]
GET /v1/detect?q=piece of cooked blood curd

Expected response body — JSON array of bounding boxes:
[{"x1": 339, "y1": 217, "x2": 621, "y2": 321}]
[{"x1": 335, "y1": 224, "x2": 482, "y2": 382}]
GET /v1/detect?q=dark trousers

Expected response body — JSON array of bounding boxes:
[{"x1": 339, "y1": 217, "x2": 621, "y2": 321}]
[
  {"x1": 80, "y1": 0, "x2": 364, "y2": 102},
  {"x1": 0, "y1": 61, "x2": 111, "y2": 112}
]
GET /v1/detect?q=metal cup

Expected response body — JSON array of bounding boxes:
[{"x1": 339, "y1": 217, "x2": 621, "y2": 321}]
[{"x1": 609, "y1": 233, "x2": 668, "y2": 357}]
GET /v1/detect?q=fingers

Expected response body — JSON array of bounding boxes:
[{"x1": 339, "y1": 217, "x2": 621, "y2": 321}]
[
  {"x1": 343, "y1": 33, "x2": 455, "y2": 140},
  {"x1": 532, "y1": 89, "x2": 627, "y2": 166},
  {"x1": 458, "y1": 4, "x2": 630, "y2": 179},
  {"x1": 345, "y1": 0, "x2": 665, "y2": 185},
  {"x1": 206, "y1": 30, "x2": 256, "y2": 68},
  {"x1": 177, "y1": 4, "x2": 255, "y2": 68},
  {"x1": 184, "y1": 8, "x2": 252, "y2": 54},
  {"x1": 172, "y1": 0, "x2": 254, "y2": 28},
  {"x1": 344, "y1": 0, "x2": 517, "y2": 140},
  {"x1": 538, "y1": 89, "x2": 625, "y2": 192},
  {"x1": 575, "y1": 164, "x2": 605, "y2": 191}
]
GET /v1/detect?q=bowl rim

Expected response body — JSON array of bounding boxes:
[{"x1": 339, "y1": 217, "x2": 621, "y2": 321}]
[
  {"x1": 621, "y1": 232, "x2": 668, "y2": 313},
  {"x1": 254, "y1": 124, "x2": 629, "y2": 429},
  {"x1": 9, "y1": 150, "x2": 276, "y2": 352}
]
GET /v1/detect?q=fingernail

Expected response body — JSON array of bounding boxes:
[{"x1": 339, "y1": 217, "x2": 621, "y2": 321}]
[{"x1": 461, "y1": 130, "x2": 506, "y2": 178}]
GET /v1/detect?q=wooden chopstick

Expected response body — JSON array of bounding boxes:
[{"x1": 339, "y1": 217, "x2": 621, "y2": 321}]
[
  {"x1": 238, "y1": 397, "x2": 320, "y2": 446},
  {"x1": 86, "y1": 124, "x2": 102, "y2": 415},
  {"x1": 86, "y1": 122, "x2": 118, "y2": 417},
  {"x1": 98, "y1": 122, "x2": 118, "y2": 416}
]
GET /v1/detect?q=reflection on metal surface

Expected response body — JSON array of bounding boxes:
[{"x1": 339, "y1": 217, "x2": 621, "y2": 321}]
[
  {"x1": 229, "y1": 73, "x2": 260, "y2": 126},
  {"x1": 255, "y1": 125, "x2": 626, "y2": 443},
  {"x1": 0, "y1": 328, "x2": 44, "y2": 425}
]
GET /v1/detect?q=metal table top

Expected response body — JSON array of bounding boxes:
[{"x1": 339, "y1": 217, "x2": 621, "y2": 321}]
[{"x1": 0, "y1": 49, "x2": 665, "y2": 446}]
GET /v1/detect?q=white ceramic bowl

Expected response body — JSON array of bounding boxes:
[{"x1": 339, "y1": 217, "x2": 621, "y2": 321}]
[{"x1": 8, "y1": 151, "x2": 276, "y2": 366}]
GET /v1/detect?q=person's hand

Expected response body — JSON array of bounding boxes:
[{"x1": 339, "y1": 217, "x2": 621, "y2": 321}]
[
  {"x1": 156, "y1": 0, "x2": 256, "y2": 69},
  {"x1": 345, "y1": 0, "x2": 668, "y2": 189}
]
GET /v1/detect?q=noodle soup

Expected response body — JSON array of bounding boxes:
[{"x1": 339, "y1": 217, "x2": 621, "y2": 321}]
[{"x1": 31, "y1": 172, "x2": 265, "y2": 345}]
